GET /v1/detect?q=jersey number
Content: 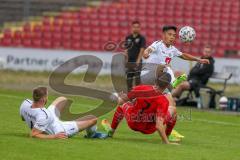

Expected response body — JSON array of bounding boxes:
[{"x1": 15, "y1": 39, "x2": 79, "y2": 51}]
[
  {"x1": 139, "y1": 100, "x2": 151, "y2": 115},
  {"x1": 165, "y1": 57, "x2": 172, "y2": 64}
]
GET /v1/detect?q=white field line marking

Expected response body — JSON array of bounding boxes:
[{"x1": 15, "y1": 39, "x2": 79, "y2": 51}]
[
  {"x1": 0, "y1": 93, "x2": 96, "y2": 108},
  {"x1": 1, "y1": 93, "x2": 240, "y2": 126},
  {"x1": 0, "y1": 93, "x2": 23, "y2": 99},
  {"x1": 193, "y1": 118, "x2": 240, "y2": 127}
]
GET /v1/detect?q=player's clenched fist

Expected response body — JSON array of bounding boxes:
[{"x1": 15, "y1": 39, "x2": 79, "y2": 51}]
[{"x1": 143, "y1": 47, "x2": 153, "y2": 59}]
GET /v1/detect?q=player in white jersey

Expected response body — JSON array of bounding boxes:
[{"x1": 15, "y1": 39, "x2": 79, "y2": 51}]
[
  {"x1": 20, "y1": 86, "x2": 107, "y2": 139},
  {"x1": 141, "y1": 25, "x2": 210, "y2": 107}
]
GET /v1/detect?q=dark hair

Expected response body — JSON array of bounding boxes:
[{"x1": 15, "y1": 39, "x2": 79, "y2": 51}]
[
  {"x1": 132, "y1": 20, "x2": 141, "y2": 25},
  {"x1": 162, "y1": 25, "x2": 177, "y2": 32},
  {"x1": 33, "y1": 86, "x2": 48, "y2": 102},
  {"x1": 155, "y1": 72, "x2": 172, "y2": 89}
]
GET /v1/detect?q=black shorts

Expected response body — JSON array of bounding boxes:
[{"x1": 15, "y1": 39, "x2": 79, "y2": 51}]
[{"x1": 188, "y1": 79, "x2": 200, "y2": 89}]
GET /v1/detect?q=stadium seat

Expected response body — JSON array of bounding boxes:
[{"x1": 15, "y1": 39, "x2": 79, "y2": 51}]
[
  {"x1": 62, "y1": 24, "x2": 72, "y2": 34},
  {"x1": 71, "y1": 40, "x2": 80, "y2": 50},
  {"x1": 32, "y1": 38, "x2": 42, "y2": 48},
  {"x1": 0, "y1": 0, "x2": 238, "y2": 55},
  {"x1": 62, "y1": 41, "x2": 71, "y2": 49},
  {"x1": 42, "y1": 40, "x2": 52, "y2": 48},
  {"x1": 3, "y1": 29, "x2": 12, "y2": 38},
  {"x1": 52, "y1": 40, "x2": 62, "y2": 49},
  {"x1": 1, "y1": 37, "x2": 12, "y2": 46},
  {"x1": 22, "y1": 38, "x2": 32, "y2": 47},
  {"x1": 23, "y1": 23, "x2": 32, "y2": 33},
  {"x1": 12, "y1": 30, "x2": 22, "y2": 46},
  {"x1": 81, "y1": 42, "x2": 91, "y2": 50}
]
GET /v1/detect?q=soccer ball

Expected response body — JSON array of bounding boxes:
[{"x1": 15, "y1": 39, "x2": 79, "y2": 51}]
[
  {"x1": 218, "y1": 96, "x2": 228, "y2": 110},
  {"x1": 179, "y1": 26, "x2": 196, "y2": 43}
]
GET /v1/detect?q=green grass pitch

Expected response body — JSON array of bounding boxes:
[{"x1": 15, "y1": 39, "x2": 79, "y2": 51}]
[{"x1": 0, "y1": 88, "x2": 240, "y2": 160}]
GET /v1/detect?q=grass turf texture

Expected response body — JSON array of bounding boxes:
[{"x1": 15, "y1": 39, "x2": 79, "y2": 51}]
[{"x1": 0, "y1": 88, "x2": 240, "y2": 160}]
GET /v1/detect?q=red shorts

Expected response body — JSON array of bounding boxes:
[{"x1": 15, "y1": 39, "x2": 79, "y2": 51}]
[{"x1": 121, "y1": 102, "x2": 157, "y2": 134}]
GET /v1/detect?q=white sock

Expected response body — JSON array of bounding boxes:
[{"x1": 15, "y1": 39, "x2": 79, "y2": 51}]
[
  {"x1": 86, "y1": 125, "x2": 97, "y2": 137},
  {"x1": 197, "y1": 97, "x2": 202, "y2": 109}
]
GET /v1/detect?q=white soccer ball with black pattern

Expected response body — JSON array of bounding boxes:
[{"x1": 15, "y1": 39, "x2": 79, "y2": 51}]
[{"x1": 179, "y1": 26, "x2": 196, "y2": 42}]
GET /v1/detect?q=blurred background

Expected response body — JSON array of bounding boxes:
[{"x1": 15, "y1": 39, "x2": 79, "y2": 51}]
[
  {"x1": 0, "y1": 0, "x2": 239, "y2": 55},
  {"x1": 0, "y1": 0, "x2": 239, "y2": 110}
]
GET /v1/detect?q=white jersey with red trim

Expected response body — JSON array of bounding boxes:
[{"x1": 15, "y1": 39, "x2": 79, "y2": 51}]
[
  {"x1": 20, "y1": 99, "x2": 65, "y2": 135},
  {"x1": 144, "y1": 40, "x2": 182, "y2": 65}
]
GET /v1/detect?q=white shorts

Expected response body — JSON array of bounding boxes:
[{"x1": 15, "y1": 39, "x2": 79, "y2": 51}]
[
  {"x1": 48, "y1": 105, "x2": 79, "y2": 137},
  {"x1": 141, "y1": 65, "x2": 175, "y2": 94},
  {"x1": 141, "y1": 64, "x2": 175, "y2": 83},
  {"x1": 60, "y1": 121, "x2": 79, "y2": 137}
]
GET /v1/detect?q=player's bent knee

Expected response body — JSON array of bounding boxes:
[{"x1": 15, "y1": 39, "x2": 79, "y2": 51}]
[
  {"x1": 52, "y1": 96, "x2": 68, "y2": 105},
  {"x1": 57, "y1": 96, "x2": 68, "y2": 102},
  {"x1": 90, "y1": 118, "x2": 98, "y2": 125}
]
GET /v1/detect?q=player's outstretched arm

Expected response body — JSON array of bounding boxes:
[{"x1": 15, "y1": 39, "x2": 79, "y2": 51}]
[
  {"x1": 143, "y1": 47, "x2": 154, "y2": 59},
  {"x1": 156, "y1": 117, "x2": 170, "y2": 144},
  {"x1": 180, "y1": 53, "x2": 210, "y2": 64},
  {"x1": 156, "y1": 117, "x2": 179, "y2": 145},
  {"x1": 31, "y1": 128, "x2": 67, "y2": 140}
]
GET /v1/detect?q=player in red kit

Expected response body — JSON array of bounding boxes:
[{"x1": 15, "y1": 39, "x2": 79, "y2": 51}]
[{"x1": 102, "y1": 72, "x2": 181, "y2": 145}]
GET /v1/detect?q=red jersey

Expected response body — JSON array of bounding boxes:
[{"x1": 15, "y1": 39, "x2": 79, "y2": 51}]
[{"x1": 123, "y1": 85, "x2": 169, "y2": 134}]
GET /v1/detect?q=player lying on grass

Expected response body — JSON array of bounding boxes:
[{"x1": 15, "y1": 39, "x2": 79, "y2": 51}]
[
  {"x1": 20, "y1": 86, "x2": 108, "y2": 139},
  {"x1": 141, "y1": 25, "x2": 210, "y2": 107},
  {"x1": 102, "y1": 72, "x2": 183, "y2": 145}
]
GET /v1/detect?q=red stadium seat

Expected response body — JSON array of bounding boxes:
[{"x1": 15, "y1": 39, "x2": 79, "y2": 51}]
[
  {"x1": 62, "y1": 32, "x2": 71, "y2": 41},
  {"x1": 22, "y1": 38, "x2": 32, "y2": 47},
  {"x1": 42, "y1": 24, "x2": 51, "y2": 33},
  {"x1": 81, "y1": 42, "x2": 91, "y2": 50},
  {"x1": 62, "y1": 24, "x2": 72, "y2": 33},
  {"x1": 32, "y1": 38, "x2": 42, "y2": 48},
  {"x1": 32, "y1": 31, "x2": 42, "y2": 39},
  {"x1": 42, "y1": 31, "x2": 52, "y2": 40},
  {"x1": 12, "y1": 30, "x2": 22, "y2": 46},
  {"x1": 72, "y1": 41, "x2": 81, "y2": 50},
  {"x1": 3, "y1": 29, "x2": 12, "y2": 38},
  {"x1": 12, "y1": 38, "x2": 22, "y2": 46},
  {"x1": 92, "y1": 34, "x2": 100, "y2": 42},
  {"x1": 62, "y1": 40, "x2": 71, "y2": 49},
  {"x1": 81, "y1": 27, "x2": 91, "y2": 34},
  {"x1": 82, "y1": 34, "x2": 91, "y2": 41},
  {"x1": 99, "y1": 14, "x2": 108, "y2": 20},
  {"x1": 42, "y1": 17, "x2": 51, "y2": 26},
  {"x1": 33, "y1": 24, "x2": 42, "y2": 32},
  {"x1": 89, "y1": 13, "x2": 99, "y2": 20},
  {"x1": 91, "y1": 43, "x2": 100, "y2": 51},
  {"x1": 72, "y1": 32, "x2": 81, "y2": 41},
  {"x1": 90, "y1": 20, "x2": 100, "y2": 27},
  {"x1": 0, "y1": 0, "x2": 238, "y2": 55},
  {"x1": 99, "y1": 20, "x2": 109, "y2": 27},
  {"x1": 52, "y1": 40, "x2": 62, "y2": 49},
  {"x1": 1, "y1": 37, "x2": 12, "y2": 46},
  {"x1": 23, "y1": 23, "x2": 32, "y2": 32},
  {"x1": 91, "y1": 27, "x2": 100, "y2": 35},
  {"x1": 41, "y1": 40, "x2": 52, "y2": 48},
  {"x1": 111, "y1": 29, "x2": 120, "y2": 37},
  {"x1": 100, "y1": 35, "x2": 110, "y2": 43}
]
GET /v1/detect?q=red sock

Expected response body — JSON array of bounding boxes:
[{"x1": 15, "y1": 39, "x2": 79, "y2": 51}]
[
  {"x1": 165, "y1": 111, "x2": 177, "y2": 136},
  {"x1": 111, "y1": 106, "x2": 124, "y2": 130}
]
